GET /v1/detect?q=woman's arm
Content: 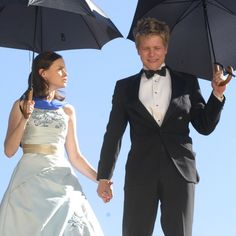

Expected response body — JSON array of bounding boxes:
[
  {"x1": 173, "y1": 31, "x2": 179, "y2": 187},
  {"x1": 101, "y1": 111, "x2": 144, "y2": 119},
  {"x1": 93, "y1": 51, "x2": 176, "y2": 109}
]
[
  {"x1": 4, "y1": 100, "x2": 28, "y2": 157},
  {"x1": 64, "y1": 104, "x2": 97, "y2": 183}
]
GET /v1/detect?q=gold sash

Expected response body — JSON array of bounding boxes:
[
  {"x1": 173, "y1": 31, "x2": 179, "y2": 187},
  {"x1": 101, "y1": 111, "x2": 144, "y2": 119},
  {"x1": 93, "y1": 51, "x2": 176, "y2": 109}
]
[{"x1": 23, "y1": 144, "x2": 61, "y2": 155}]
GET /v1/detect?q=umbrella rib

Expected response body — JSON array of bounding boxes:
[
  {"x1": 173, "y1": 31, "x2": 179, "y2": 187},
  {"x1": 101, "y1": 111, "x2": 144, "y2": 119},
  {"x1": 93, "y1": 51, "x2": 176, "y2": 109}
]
[
  {"x1": 162, "y1": 0, "x2": 195, "y2": 3},
  {"x1": 169, "y1": 2, "x2": 201, "y2": 32},
  {"x1": 39, "y1": 7, "x2": 43, "y2": 53},
  {"x1": 136, "y1": 0, "x2": 194, "y2": 23},
  {"x1": 33, "y1": 6, "x2": 38, "y2": 53},
  {"x1": 202, "y1": 0, "x2": 216, "y2": 63},
  {"x1": 209, "y1": 0, "x2": 236, "y2": 16},
  {"x1": 81, "y1": 16, "x2": 103, "y2": 49}
]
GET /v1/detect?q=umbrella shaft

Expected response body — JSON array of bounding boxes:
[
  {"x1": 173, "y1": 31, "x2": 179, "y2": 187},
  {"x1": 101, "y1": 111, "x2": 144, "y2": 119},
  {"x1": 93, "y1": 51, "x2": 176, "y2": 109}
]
[{"x1": 201, "y1": 0, "x2": 216, "y2": 63}]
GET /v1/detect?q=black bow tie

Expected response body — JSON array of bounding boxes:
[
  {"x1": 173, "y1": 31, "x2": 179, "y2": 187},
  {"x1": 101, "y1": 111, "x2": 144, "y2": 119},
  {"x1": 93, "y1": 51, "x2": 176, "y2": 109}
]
[{"x1": 143, "y1": 66, "x2": 167, "y2": 79}]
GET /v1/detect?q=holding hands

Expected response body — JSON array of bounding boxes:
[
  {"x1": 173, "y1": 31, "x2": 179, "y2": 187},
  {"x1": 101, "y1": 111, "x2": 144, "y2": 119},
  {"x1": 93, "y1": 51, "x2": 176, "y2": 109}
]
[{"x1": 97, "y1": 179, "x2": 113, "y2": 203}]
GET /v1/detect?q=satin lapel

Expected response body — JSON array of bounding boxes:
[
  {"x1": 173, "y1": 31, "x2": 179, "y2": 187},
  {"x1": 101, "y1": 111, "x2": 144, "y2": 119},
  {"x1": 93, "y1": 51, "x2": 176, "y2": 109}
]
[
  {"x1": 127, "y1": 71, "x2": 159, "y2": 126},
  {"x1": 162, "y1": 70, "x2": 184, "y2": 125}
]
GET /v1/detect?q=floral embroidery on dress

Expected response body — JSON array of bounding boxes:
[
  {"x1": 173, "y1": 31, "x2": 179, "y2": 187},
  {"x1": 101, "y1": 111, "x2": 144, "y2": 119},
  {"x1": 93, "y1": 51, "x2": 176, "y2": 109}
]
[
  {"x1": 67, "y1": 212, "x2": 86, "y2": 231},
  {"x1": 30, "y1": 109, "x2": 66, "y2": 130}
]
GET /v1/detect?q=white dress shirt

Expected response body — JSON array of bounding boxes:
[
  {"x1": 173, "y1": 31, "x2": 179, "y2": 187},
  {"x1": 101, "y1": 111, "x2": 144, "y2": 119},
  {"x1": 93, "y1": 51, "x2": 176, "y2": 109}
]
[{"x1": 139, "y1": 64, "x2": 172, "y2": 126}]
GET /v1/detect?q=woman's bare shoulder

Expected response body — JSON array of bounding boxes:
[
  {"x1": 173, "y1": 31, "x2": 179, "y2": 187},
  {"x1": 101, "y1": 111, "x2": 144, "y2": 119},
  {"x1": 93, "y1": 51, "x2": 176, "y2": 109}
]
[{"x1": 63, "y1": 103, "x2": 75, "y2": 117}]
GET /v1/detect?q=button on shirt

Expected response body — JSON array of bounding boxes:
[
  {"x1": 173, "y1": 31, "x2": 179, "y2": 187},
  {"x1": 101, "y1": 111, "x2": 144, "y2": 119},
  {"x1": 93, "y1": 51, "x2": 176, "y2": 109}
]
[{"x1": 139, "y1": 65, "x2": 172, "y2": 126}]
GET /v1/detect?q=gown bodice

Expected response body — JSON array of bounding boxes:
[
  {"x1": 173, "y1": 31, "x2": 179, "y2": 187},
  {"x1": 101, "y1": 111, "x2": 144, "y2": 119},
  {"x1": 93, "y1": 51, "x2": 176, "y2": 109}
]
[{"x1": 21, "y1": 108, "x2": 68, "y2": 146}]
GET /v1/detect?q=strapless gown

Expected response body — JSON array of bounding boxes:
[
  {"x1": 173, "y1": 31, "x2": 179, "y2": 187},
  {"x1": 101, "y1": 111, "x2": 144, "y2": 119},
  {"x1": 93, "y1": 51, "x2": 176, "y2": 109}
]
[{"x1": 0, "y1": 108, "x2": 104, "y2": 236}]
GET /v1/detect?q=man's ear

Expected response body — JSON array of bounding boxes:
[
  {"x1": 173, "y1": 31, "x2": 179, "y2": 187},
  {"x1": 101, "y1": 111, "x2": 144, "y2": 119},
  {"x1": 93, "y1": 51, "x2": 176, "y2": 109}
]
[
  {"x1": 137, "y1": 47, "x2": 140, "y2": 56},
  {"x1": 165, "y1": 46, "x2": 168, "y2": 56}
]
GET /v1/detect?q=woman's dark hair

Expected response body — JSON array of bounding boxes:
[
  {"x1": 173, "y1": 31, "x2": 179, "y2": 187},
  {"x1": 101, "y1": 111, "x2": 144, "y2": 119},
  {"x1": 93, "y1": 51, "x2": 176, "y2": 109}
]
[{"x1": 21, "y1": 51, "x2": 65, "y2": 101}]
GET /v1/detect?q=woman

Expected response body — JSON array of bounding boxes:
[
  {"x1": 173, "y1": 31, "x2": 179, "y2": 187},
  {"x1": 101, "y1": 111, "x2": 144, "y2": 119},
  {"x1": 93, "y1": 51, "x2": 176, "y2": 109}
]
[{"x1": 0, "y1": 52, "x2": 104, "y2": 236}]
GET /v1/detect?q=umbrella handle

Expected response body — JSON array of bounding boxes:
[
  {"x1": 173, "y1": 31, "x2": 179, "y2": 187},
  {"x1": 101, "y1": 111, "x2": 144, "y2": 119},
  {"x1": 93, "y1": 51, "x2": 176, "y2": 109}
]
[{"x1": 214, "y1": 64, "x2": 234, "y2": 86}]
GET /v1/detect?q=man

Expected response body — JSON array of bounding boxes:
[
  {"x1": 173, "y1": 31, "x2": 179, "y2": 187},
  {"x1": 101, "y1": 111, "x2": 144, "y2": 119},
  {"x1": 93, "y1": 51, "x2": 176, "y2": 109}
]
[{"x1": 97, "y1": 18, "x2": 226, "y2": 236}]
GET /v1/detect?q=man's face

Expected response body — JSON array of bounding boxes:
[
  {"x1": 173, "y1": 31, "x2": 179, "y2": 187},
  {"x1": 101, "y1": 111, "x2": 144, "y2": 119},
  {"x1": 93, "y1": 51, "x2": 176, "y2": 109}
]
[{"x1": 137, "y1": 34, "x2": 168, "y2": 70}]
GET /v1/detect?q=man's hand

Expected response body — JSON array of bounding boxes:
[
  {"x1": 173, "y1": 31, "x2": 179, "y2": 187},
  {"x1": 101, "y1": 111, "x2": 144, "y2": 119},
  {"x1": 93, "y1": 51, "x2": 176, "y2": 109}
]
[
  {"x1": 97, "y1": 179, "x2": 113, "y2": 203},
  {"x1": 212, "y1": 69, "x2": 226, "y2": 100}
]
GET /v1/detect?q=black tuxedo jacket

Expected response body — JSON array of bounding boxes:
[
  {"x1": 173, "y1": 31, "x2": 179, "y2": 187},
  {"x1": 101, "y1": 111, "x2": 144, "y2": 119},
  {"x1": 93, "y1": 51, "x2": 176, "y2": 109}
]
[{"x1": 97, "y1": 68, "x2": 225, "y2": 185}]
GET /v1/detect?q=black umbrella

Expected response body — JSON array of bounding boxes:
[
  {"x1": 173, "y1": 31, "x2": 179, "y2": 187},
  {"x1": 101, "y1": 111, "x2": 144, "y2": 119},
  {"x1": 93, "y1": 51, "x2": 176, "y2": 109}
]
[
  {"x1": 0, "y1": 0, "x2": 123, "y2": 53},
  {"x1": 127, "y1": 0, "x2": 235, "y2": 83},
  {"x1": 0, "y1": 0, "x2": 123, "y2": 100}
]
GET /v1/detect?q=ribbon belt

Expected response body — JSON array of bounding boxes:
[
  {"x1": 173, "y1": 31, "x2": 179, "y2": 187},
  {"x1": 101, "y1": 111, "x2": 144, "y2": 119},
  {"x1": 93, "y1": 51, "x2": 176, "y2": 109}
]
[{"x1": 23, "y1": 144, "x2": 62, "y2": 155}]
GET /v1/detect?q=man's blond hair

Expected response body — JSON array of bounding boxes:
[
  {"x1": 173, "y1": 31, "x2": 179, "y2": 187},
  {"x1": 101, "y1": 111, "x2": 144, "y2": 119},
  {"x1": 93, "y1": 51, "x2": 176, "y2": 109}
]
[{"x1": 133, "y1": 17, "x2": 170, "y2": 48}]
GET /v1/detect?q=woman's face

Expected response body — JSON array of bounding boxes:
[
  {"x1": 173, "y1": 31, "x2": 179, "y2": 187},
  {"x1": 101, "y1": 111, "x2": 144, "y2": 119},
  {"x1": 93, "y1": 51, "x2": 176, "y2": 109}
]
[{"x1": 41, "y1": 58, "x2": 68, "y2": 90}]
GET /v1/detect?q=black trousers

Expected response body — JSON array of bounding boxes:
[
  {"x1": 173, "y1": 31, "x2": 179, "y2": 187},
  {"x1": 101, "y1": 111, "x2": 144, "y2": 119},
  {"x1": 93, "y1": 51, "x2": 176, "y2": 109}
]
[{"x1": 122, "y1": 153, "x2": 195, "y2": 236}]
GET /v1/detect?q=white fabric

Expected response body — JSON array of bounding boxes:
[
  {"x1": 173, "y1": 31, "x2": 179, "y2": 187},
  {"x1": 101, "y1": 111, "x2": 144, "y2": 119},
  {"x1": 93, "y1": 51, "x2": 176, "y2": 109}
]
[
  {"x1": 0, "y1": 108, "x2": 104, "y2": 236},
  {"x1": 139, "y1": 65, "x2": 172, "y2": 126}
]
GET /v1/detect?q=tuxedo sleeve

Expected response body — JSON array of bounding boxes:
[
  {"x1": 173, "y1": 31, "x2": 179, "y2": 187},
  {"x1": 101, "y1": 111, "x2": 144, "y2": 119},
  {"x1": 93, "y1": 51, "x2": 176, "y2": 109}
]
[
  {"x1": 97, "y1": 80, "x2": 128, "y2": 180},
  {"x1": 190, "y1": 78, "x2": 225, "y2": 135}
]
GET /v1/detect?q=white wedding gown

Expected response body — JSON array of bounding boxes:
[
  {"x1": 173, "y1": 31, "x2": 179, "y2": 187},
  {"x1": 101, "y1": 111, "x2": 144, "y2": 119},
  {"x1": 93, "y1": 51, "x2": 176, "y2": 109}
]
[{"x1": 0, "y1": 107, "x2": 104, "y2": 236}]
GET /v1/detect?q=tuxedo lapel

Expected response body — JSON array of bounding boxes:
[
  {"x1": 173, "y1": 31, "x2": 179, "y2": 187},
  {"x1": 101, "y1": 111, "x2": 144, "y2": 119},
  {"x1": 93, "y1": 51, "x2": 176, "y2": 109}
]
[
  {"x1": 162, "y1": 69, "x2": 186, "y2": 125},
  {"x1": 135, "y1": 99, "x2": 159, "y2": 126},
  {"x1": 127, "y1": 71, "x2": 159, "y2": 126}
]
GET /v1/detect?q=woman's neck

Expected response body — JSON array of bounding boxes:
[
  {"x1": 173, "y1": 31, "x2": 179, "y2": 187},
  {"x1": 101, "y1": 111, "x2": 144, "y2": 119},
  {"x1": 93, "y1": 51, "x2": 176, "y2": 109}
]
[{"x1": 46, "y1": 90, "x2": 55, "y2": 101}]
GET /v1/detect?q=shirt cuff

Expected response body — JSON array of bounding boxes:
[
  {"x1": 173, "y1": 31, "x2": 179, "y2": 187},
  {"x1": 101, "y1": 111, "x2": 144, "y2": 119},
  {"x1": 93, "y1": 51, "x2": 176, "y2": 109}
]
[{"x1": 213, "y1": 91, "x2": 224, "y2": 102}]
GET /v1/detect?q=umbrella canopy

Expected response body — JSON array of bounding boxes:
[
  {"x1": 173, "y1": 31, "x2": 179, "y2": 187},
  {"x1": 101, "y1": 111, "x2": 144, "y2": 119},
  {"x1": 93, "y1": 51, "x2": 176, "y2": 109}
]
[
  {"x1": 0, "y1": 0, "x2": 123, "y2": 53},
  {"x1": 127, "y1": 0, "x2": 236, "y2": 81}
]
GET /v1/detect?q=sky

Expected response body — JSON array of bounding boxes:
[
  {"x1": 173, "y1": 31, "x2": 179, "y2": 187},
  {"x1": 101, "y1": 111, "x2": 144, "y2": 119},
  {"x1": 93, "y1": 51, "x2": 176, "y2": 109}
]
[{"x1": 1, "y1": 0, "x2": 236, "y2": 235}]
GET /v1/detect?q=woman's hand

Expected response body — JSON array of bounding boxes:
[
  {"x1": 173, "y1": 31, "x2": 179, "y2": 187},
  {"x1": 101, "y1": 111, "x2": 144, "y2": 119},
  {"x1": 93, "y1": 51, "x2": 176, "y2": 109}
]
[{"x1": 22, "y1": 99, "x2": 35, "y2": 119}]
